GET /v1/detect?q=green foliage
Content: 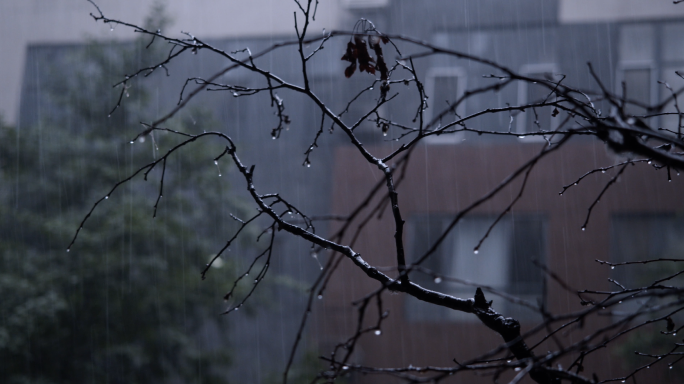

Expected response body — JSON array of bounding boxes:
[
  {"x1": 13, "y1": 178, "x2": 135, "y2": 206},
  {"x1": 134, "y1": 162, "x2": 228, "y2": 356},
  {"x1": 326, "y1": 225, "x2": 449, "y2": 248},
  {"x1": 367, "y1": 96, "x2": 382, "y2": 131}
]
[
  {"x1": 0, "y1": 9, "x2": 251, "y2": 384},
  {"x1": 613, "y1": 323, "x2": 684, "y2": 381}
]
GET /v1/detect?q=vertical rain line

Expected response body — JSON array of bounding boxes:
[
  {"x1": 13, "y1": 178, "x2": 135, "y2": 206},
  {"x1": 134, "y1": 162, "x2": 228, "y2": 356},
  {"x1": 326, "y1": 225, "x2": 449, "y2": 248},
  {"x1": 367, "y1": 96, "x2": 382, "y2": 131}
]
[
  {"x1": 36, "y1": 60, "x2": 45, "y2": 196},
  {"x1": 106, "y1": 247, "x2": 110, "y2": 384},
  {"x1": 606, "y1": 23, "x2": 614, "y2": 93},
  {"x1": 424, "y1": 146, "x2": 430, "y2": 237},
  {"x1": 14, "y1": 109, "x2": 20, "y2": 210},
  {"x1": 129, "y1": 141, "x2": 133, "y2": 291},
  {"x1": 540, "y1": 0, "x2": 546, "y2": 55},
  {"x1": 179, "y1": 156, "x2": 187, "y2": 331}
]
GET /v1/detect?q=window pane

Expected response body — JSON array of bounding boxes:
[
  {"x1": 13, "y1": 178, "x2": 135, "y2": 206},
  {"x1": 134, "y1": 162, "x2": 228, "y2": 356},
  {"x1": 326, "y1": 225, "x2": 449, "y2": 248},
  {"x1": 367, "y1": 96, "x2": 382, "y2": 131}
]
[
  {"x1": 431, "y1": 75, "x2": 460, "y2": 117},
  {"x1": 619, "y1": 25, "x2": 654, "y2": 62},
  {"x1": 510, "y1": 216, "x2": 545, "y2": 295},
  {"x1": 451, "y1": 217, "x2": 510, "y2": 291},
  {"x1": 659, "y1": 67, "x2": 684, "y2": 135},
  {"x1": 448, "y1": 217, "x2": 511, "y2": 322},
  {"x1": 611, "y1": 214, "x2": 684, "y2": 318},
  {"x1": 622, "y1": 68, "x2": 651, "y2": 115},
  {"x1": 411, "y1": 215, "x2": 447, "y2": 291},
  {"x1": 524, "y1": 77, "x2": 554, "y2": 133},
  {"x1": 662, "y1": 23, "x2": 684, "y2": 63},
  {"x1": 405, "y1": 215, "x2": 450, "y2": 322},
  {"x1": 611, "y1": 215, "x2": 684, "y2": 287}
]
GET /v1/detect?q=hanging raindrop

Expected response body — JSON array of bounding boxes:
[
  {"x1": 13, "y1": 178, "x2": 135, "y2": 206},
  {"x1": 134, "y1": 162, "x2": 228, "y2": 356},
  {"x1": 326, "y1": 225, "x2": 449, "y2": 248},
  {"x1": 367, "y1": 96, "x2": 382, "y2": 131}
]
[
  {"x1": 317, "y1": 295, "x2": 323, "y2": 300},
  {"x1": 105, "y1": 196, "x2": 109, "y2": 200},
  {"x1": 611, "y1": 266, "x2": 615, "y2": 269},
  {"x1": 374, "y1": 329, "x2": 382, "y2": 336},
  {"x1": 474, "y1": 249, "x2": 479, "y2": 255},
  {"x1": 434, "y1": 277, "x2": 442, "y2": 284}
]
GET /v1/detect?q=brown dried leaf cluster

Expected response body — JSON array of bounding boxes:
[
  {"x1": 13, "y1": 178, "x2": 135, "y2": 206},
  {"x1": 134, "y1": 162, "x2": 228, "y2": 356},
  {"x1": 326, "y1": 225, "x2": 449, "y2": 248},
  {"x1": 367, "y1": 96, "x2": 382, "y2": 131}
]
[{"x1": 341, "y1": 34, "x2": 389, "y2": 81}]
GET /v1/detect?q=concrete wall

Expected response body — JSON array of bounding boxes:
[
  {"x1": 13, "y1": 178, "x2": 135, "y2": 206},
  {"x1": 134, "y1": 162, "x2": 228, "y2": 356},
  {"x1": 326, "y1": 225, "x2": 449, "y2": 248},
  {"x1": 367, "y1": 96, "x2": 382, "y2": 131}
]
[
  {"x1": 0, "y1": 0, "x2": 346, "y2": 124},
  {"x1": 559, "y1": 0, "x2": 684, "y2": 23}
]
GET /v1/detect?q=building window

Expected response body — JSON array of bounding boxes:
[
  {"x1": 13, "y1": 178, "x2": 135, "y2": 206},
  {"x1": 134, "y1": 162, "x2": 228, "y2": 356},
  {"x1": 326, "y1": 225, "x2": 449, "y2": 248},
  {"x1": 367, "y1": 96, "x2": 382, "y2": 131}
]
[
  {"x1": 405, "y1": 214, "x2": 546, "y2": 322},
  {"x1": 424, "y1": 67, "x2": 467, "y2": 144},
  {"x1": 610, "y1": 214, "x2": 684, "y2": 317},
  {"x1": 659, "y1": 23, "x2": 684, "y2": 135},
  {"x1": 617, "y1": 24, "x2": 655, "y2": 117},
  {"x1": 516, "y1": 64, "x2": 560, "y2": 138},
  {"x1": 617, "y1": 64, "x2": 655, "y2": 116},
  {"x1": 659, "y1": 66, "x2": 684, "y2": 136}
]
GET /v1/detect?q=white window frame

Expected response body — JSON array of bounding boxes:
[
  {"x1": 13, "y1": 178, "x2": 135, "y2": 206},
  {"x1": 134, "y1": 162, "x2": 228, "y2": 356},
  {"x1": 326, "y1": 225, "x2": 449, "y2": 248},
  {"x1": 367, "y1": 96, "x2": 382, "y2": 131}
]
[
  {"x1": 423, "y1": 67, "x2": 467, "y2": 145},
  {"x1": 342, "y1": 0, "x2": 389, "y2": 9},
  {"x1": 516, "y1": 63, "x2": 561, "y2": 141}
]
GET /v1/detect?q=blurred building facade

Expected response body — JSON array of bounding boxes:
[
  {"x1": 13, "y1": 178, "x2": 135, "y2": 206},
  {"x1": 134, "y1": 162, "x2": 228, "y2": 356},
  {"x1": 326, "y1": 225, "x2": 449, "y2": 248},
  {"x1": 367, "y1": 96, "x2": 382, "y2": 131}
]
[
  {"x1": 321, "y1": 1, "x2": 684, "y2": 383},
  {"x1": 7, "y1": 0, "x2": 684, "y2": 383}
]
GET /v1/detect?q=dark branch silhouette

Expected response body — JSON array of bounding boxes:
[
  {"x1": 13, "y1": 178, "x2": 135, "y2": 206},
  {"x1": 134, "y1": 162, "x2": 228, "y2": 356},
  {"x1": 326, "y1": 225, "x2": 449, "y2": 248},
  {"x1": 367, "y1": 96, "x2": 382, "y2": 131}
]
[{"x1": 69, "y1": 2, "x2": 684, "y2": 383}]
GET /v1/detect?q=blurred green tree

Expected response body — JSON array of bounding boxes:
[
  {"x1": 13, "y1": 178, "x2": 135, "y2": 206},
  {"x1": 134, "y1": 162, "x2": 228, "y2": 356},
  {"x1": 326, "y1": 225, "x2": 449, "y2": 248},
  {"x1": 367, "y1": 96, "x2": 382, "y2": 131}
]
[{"x1": 0, "y1": 6, "x2": 251, "y2": 384}]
